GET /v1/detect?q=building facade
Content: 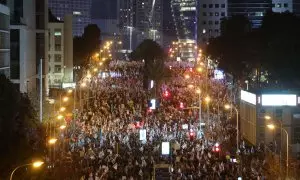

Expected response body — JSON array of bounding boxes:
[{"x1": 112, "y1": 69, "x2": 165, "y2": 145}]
[
  {"x1": 118, "y1": 0, "x2": 163, "y2": 51},
  {"x1": 49, "y1": 0, "x2": 92, "y2": 36},
  {"x1": 170, "y1": 0, "x2": 197, "y2": 61},
  {"x1": 7, "y1": 0, "x2": 48, "y2": 94},
  {"x1": 198, "y1": 0, "x2": 228, "y2": 45},
  {"x1": 272, "y1": 0, "x2": 293, "y2": 12},
  {"x1": 0, "y1": 2, "x2": 10, "y2": 77},
  {"x1": 48, "y1": 15, "x2": 73, "y2": 88},
  {"x1": 228, "y1": 0, "x2": 272, "y2": 29},
  {"x1": 240, "y1": 89, "x2": 300, "y2": 158}
]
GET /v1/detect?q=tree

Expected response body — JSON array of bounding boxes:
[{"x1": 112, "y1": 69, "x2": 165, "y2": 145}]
[
  {"x1": 73, "y1": 24, "x2": 101, "y2": 67},
  {"x1": 207, "y1": 12, "x2": 300, "y2": 88},
  {"x1": 130, "y1": 39, "x2": 166, "y2": 90},
  {"x1": 0, "y1": 75, "x2": 45, "y2": 178}
]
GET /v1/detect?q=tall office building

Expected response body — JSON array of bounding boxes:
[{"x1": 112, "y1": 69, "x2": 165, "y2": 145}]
[
  {"x1": 294, "y1": 0, "x2": 300, "y2": 17},
  {"x1": 170, "y1": 0, "x2": 197, "y2": 61},
  {"x1": 7, "y1": 0, "x2": 48, "y2": 94},
  {"x1": 0, "y1": 2, "x2": 10, "y2": 77},
  {"x1": 198, "y1": 0, "x2": 228, "y2": 45},
  {"x1": 171, "y1": 0, "x2": 197, "y2": 42},
  {"x1": 49, "y1": 0, "x2": 92, "y2": 36},
  {"x1": 48, "y1": 14, "x2": 73, "y2": 88},
  {"x1": 118, "y1": 0, "x2": 163, "y2": 51},
  {"x1": 272, "y1": 0, "x2": 293, "y2": 12},
  {"x1": 228, "y1": 0, "x2": 272, "y2": 28},
  {"x1": 135, "y1": 0, "x2": 163, "y2": 46}
]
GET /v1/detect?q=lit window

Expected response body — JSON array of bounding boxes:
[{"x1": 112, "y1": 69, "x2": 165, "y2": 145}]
[
  {"x1": 54, "y1": 32, "x2": 61, "y2": 36},
  {"x1": 276, "y1": 3, "x2": 281, "y2": 8},
  {"x1": 73, "y1": 11, "x2": 82, "y2": 15}
]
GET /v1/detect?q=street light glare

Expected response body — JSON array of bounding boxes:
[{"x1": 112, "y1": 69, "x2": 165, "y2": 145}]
[
  {"x1": 48, "y1": 138, "x2": 57, "y2": 145},
  {"x1": 264, "y1": 115, "x2": 271, "y2": 120},
  {"x1": 67, "y1": 89, "x2": 73, "y2": 94},
  {"x1": 59, "y1": 125, "x2": 66, "y2": 130},
  {"x1": 224, "y1": 104, "x2": 231, "y2": 110},
  {"x1": 205, "y1": 96, "x2": 211, "y2": 103},
  {"x1": 32, "y1": 161, "x2": 44, "y2": 168},
  {"x1": 57, "y1": 115, "x2": 64, "y2": 120},
  {"x1": 60, "y1": 107, "x2": 66, "y2": 112},
  {"x1": 196, "y1": 89, "x2": 201, "y2": 94},
  {"x1": 267, "y1": 124, "x2": 275, "y2": 130},
  {"x1": 63, "y1": 97, "x2": 69, "y2": 102}
]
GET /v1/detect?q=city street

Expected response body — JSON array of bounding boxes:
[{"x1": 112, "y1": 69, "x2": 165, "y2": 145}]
[{"x1": 44, "y1": 54, "x2": 272, "y2": 179}]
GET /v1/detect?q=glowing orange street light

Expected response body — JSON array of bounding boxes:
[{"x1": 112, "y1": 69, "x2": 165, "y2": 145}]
[
  {"x1": 48, "y1": 138, "x2": 58, "y2": 145},
  {"x1": 185, "y1": 74, "x2": 190, "y2": 79},
  {"x1": 62, "y1": 97, "x2": 69, "y2": 102},
  {"x1": 59, "y1": 107, "x2": 66, "y2": 112}
]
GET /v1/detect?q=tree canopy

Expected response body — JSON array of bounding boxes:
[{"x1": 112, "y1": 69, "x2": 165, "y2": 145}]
[
  {"x1": 73, "y1": 24, "x2": 101, "y2": 67},
  {"x1": 206, "y1": 12, "x2": 300, "y2": 88},
  {"x1": 131, "y1": 39, "x2": 166, "y2": 89},
  {"x1": 0, "y1": 75, "x2": 45, "y2": 178}
]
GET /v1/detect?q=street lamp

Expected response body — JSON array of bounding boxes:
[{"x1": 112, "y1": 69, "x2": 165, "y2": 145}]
[
  {"x1": 62, "y1": 97, "x2": 69, "y2": 102},
  {"x1": 48, "y1": 138, "x2": 58, "y2": 145},
  {"x1": 225, "y1": 104, "x2": 239, "y2": 153},
  {"x1": 196, "y1": 89, "x2": 202, "y2": 137},
  {"x1": 67, "y1": 89, "x2": 73, "y2": 94},
  {"x1": 265, "y1": 115, "x2": 271, "y2": 120},
  {"x1": 59, "y1": 107, "x2": 66, "y2": 112},
  {"x1": 267, "y1": 123, "x2": 289, "y2": 176},
  {"x1": 10, "y1": 161, "x2": 44, "y2": 180},
  {"x1": 57, "y1": 115, "x2": 64, "y2": 120},
  {"x1": 59, "y1": 125, "x2": 66, "y2": 130}
]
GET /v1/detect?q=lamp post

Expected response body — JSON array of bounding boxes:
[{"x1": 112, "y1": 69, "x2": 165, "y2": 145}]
[
  {"x1": 267, "y1": 123, "x2": 289, "y2": 177},
  {"x1": 126, "y1": 26, "x2": 133, "y2": 51},
  {"x1": 196, "y1": 89, "x2": 202, "y2": 137},
  {"x1": 225, "y1": 104, "x2": 239, "y2": 153},
  {"x1": 10, "y1": 161, "x2": 44, "y2": 180}
]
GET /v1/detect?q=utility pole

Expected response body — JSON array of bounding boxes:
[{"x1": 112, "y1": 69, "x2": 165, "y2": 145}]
[{"x1": 39, "y1": 58, "x2": 43, "y2": 123}]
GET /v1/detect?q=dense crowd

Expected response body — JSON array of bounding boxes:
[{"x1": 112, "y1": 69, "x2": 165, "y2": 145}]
[{"x1": 51, "y1": 61, "x2": 269, "y2": 179}]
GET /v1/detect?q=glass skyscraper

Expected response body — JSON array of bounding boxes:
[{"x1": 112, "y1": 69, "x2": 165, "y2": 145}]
[
  {"x1": 171, "y1": 0, "x2": 197, "y2": 41},
  {"x1": 171, "y1": 0, "x2": 197, "y2": 61}
]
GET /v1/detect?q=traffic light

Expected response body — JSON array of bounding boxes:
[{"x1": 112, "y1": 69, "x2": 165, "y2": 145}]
[
  {"x1": 212, "y1": 143, "x2": 221, "y2": 153},
  {"x1": 179, "y1": 102, "x2": 184, "y2": 109},
  {"x1": 163, "y1": 90, "x2": 170, "y2": 98},
  {"x1": 189, "y1": 130, "x2": 195, "y2": 141}
]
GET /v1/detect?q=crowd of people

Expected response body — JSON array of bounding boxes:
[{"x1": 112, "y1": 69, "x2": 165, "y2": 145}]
[{"x1": 50, "y1": 61, "x2": 271, "y2": 179}]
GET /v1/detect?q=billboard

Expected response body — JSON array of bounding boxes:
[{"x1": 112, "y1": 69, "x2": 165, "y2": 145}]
[
  {"x1": 214, "y1": 70, "x2": 224, "y2": 80},
  {"x1": 139, "y1": 129, "x2": 147, "y2": 141},
  {"x1": 161, "y1": 142, "x2": 170, "y2": 155},
  {"x1": 241, "y1": 90, "x2": 256, "y2": 105},
  {"x1": 261, "y1": 94, "x2": 297, "y2": 106}
]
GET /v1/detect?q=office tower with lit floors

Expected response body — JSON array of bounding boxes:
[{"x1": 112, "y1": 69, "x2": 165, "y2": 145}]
[
  {"x1": 198, "y1": 0, "x2": 227, "y2": 46},
  {"x1": 228, "y1": 0, "x2": 272, "y2": 29},
  {"x1": 171, "y1": 0, "x2": 197, "y2": 61},
  {"x1": 49, "y1": 0, "x2": 92, "y2": 36}
]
